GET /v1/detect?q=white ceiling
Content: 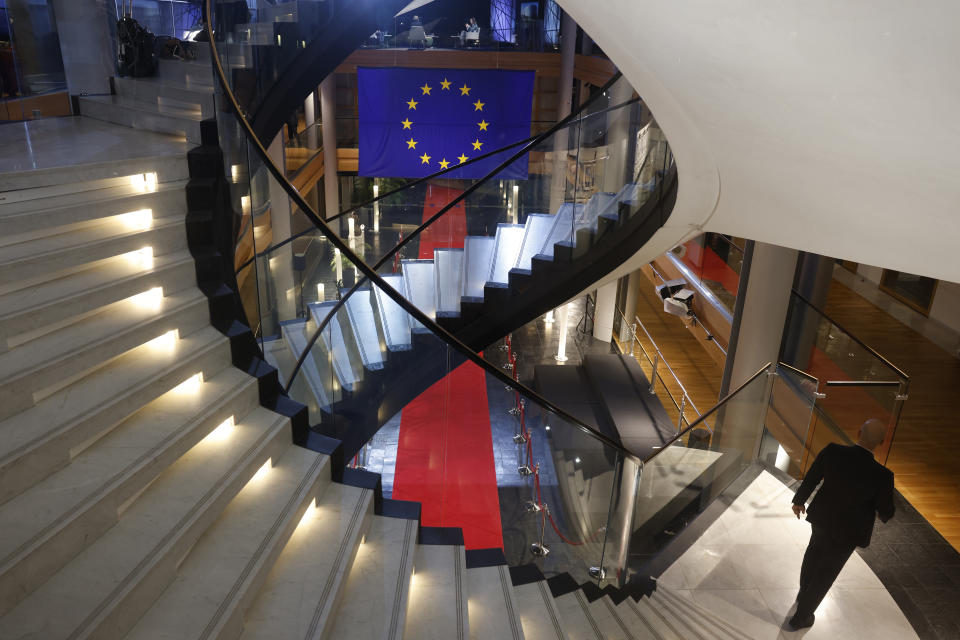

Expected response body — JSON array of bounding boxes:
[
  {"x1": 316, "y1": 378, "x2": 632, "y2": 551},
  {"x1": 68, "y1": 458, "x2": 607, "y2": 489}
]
[{"x1": 559, "y1": 0, "x2": 960, "y2": 282}]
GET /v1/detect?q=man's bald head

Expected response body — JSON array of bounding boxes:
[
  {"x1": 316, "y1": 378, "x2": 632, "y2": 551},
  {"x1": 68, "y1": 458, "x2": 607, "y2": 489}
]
[{"x1": 857, "y1": 419, "x2": 887, "y2": 451}]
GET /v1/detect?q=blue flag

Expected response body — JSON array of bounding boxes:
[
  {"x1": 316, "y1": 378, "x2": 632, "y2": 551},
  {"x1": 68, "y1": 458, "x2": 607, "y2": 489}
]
[{"x1": 358, "y1": 67, "x2": 535, "y2": 180}]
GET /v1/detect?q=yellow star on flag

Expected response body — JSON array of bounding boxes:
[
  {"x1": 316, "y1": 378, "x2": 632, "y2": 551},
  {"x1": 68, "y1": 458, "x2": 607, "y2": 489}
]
[
  {"x1": 472, "y1": 139, "x2": 483, "y2": 151},
  {"x1": 459, "y1": 84, "x2": 471, "y2": 96},
  {"x1": 457, "y1": 153, "x2": 469, "y2": 164},
  {"x1": 401, "y1": 118, "x2": 413, "y2": 130},
  {"x1": 440, "y1": 78, "x2": 452, "y2": 90},
  {"x1": 477, "y1": 120, "x2": 489, "y2": 131},
  {"x1": 420, "y1": 83, "x2": 432, "y2": 95},
  {"x1": 473, "y1": 99, "x2": 485, "y2": 111},
  {"x1": 406, "y1": 138, "x2": 418, "y2": 149},
  {"x1": 419, "y1": 152, "x2": 431, "y2": 165},
  {"x1": 406, "y1": 98, "x2": 418, "y2": 110},
  {"x1": 438, "y1": 158, "x2": 450, "y2": 169}
]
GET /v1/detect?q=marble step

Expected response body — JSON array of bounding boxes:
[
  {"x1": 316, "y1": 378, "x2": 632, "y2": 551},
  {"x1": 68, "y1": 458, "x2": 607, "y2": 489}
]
[
  {"x1": 553, "y1": 590, "x2": 607, "y2": 640},
  {"x1": 513, "y1": 581, "x2": 568, "y2": 640},
  {"x1": 462, "y1": 236, "x2": 494, "y2": 300},
  {"x1": 0, "y1": 367, "x2": 258, "y2": 616},
  {"x1": 0, "y1": 406, "x2": 291, "y2": 639},
  {"x1": 401, "y1": 259, "x2": 436, "y2": 330},
  {"x1": 611, "y1": 598, "x2": 665, "y2": 640},
  {"x1": 79, "y1": 95, "x2": 203, "y2": 144},
  {"x1": 157, "y1": 57, "x2": 217, "y2": 89},
  {"x1": 404, "y1": 542, "x2": 469, "y2": 640},
  {"x1": 0, "y1": 250, "x2": 196, "y2": 351},
  {"x1": 239, "y1": 482, "x2": 375, "y2": 639},
  {"x1": 0, "y1": 142, "x2": 188, "y2": 193},
  {"x1": 615, "y1": 182, "x2": 643, "y2": 208},
  {"x1": 465, "y1": 564, "x2": 525, "y2": 640},
  {"x1": 488, "y1": 224, "x2": 525, "y2": 286},
  {"x1": 344, "y1": 289, "x2": 387, "y2": 370},
  {"x1": 646, "y1": 592, "x2": 710, "y2": 639},
  {"x1": 309, "y1": 301, "x2": 363, "y2": 392},
  {"x1": 126, "y1": 445, "x2": 330, "y2": 640},
  {"x1": 327, "y1": 514, "x2": 418, "y2": 640},
  {"x1": 581, "y1": 595, "x2": 643, "y2": 640},
  {"x1": 0, "y1": 214, "x2": 186, "y2": 287},
  {"x1": 374, "y1": 274, "x2": 413, "y2": 351},
  {"x1": 113, "y1": 75, "x2": 215, "y2": 118},
  {"x1": 621, "y1": 597, "x2": 684, "y2": 640},
  {"x1": 0, "y1": 286, "x2": 209, "y2": 423},
  {"x1": 434, "y1": 248, "x2": 464, "y2": 317},
  {"x1": 0, "y1": 179, "x2": 187, "y2": 236},
  {"x1": 578, "y1": 192, "x2": 618, "y2": 231},
  {"x1": 0, "y1": 325, "x2": 230, "y2": 505},
  {"x1": 650, "y1": 589, "x2": 749, "y2": 640},
  {"x1": 538, "y1": 203, "x2": 580, "y2": 257},
  {"x1": 514, "y1": 213, "x2": 554, "y2": 272}
]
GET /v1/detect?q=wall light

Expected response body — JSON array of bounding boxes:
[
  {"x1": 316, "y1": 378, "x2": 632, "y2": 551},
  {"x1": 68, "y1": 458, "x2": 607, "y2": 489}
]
[
  {"x1": 172, "y1": 373, "x2": 203, "y2": 394},
  {"x1": 147, "y1": 329, "x2": 178, "y2": 351},
  {"x1": 205, "y1": 416, "x2": 236, "y2": 443},
  {"x1": 130, "y1": 287, "x2": 163, "y2": 311},
  {"x1": 120, "y1": 208, "x2": 153, "y2": 231},
  {"x1": 251, "y1": 458, "x2": 272, "y2": 482}
]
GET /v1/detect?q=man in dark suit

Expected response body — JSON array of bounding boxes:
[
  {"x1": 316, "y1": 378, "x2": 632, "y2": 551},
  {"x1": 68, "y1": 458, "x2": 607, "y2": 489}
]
[{"x1": 788, "y1": 419, "x2": 895, "y2": 631}]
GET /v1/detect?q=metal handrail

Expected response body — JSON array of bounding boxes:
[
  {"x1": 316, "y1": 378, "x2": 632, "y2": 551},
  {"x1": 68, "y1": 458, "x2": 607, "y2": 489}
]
[{"x1": 612, "y1": 304, "x2": 708, "y2": 433}]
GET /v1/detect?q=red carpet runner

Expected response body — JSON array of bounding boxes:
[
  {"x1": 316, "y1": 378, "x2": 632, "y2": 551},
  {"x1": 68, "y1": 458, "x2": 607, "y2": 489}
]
[{"x1": 392, "y1": 183, "x2": 504, "y2": 550}]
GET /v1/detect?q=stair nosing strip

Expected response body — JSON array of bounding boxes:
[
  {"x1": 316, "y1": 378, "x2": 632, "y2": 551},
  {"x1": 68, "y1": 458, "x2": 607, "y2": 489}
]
[
  {"x1": 498, "y1": 565, "x2": 523, "y2": 640},
  {"x1": 656, "y1": 588, "x2": 750, "y2": 640},
  {"x1": 575, "y1": 590, "x2": 604, "y2": 640},
  {"x1": 387, "y1": 519, "x2": 416, "y2": 638},
  {"x1": 66, "y1": 413, "x2": 289, "y2": 640},
  {"x1": 624, "y1": 599, "x2": 666, "y2": 640},
  {"x1": 304, "y1": 488, "x2": 370, "y2": 639},
  {"x1": 0, "y1": 375, "x2": 254, "y2": 573},
  {"x1": 536, "y1": 581, "x2": 565, "y2": 640},
  {"x1": 455, "y1": 545, "x2": 465, "y2": 640},
  {"x1": 0, "y1": 328, "x2": 225, "y2": 467},
  {"x1": 603, "y1": 597, "x2": 636, "y2": 640},
  {"x1": 199, "y1": 452, "x2": 328, "y2": 640}
]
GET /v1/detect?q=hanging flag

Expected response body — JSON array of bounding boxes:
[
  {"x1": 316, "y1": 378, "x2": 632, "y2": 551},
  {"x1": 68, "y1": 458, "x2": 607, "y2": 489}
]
[{"x1": 358, "y1": 67, "x2": 535, "y2": 180}]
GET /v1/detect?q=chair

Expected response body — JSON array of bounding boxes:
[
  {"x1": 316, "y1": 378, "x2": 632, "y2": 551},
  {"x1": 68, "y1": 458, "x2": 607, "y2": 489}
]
[
  {"x1": 465, "y1": 29, "x2": 480, "y2": 46},
  {"x1": 409, "y1": 26, "x2": 426, "y2": 49}
]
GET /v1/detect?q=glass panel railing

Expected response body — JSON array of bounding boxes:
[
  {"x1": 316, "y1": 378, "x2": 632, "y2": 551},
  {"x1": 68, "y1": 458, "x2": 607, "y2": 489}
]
[
  {"x1": 780, "y1": 291, "x2": 909, "y2": 466},
  {"x1": 758, "y1": 364, "x2": 818, "y2": 478},
  {"x1": 668, "y1": 233, "x2": 745, "y2": 315}
]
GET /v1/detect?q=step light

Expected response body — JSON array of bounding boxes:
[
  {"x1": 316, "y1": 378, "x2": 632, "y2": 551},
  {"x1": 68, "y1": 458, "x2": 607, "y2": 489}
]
[
  {"x1": 205, "y1": 416, "x2": 236, "y2": 443},
  {"x1": 120, "y1": 208, "x2": 153, "y2": 231},
  {"x1": 124, "y1": 246, "x2": 154, "y2": 269},
  {"x1": 147, "y1": 329, "x2": 179, "y2": 351},
  {"x1": 241, "y1": 195, "x2": 251, "y2": 215},
  {"x1": 297, "y1": 498, "x2": 318, "y2": 528},
  {"x1": 172, "y1": 373, "x2": 204, "y2": 394},
  {"x1": 130, "y1": 287, "x2": 163, "y2": 310},
  {"x1": 251, "y1": 458, "x2": 272, "y2": 483},
  {"x1": 317, "y1": 283, "x2": 325, "y2": 301},
  {"x1": 130, "y1": 172, "x2": 158, "y2": 193},
  {"x1": 231, "y1": 165, "x2": 242, "y2": 183}
]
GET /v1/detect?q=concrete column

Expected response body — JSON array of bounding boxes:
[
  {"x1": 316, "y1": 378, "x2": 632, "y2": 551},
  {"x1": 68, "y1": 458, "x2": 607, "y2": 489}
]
[
  {"x1": 593, "y1": 280, "x2": 618, "y2": 343},
  {"x1": 50, "y1": 0, "x2": 115, "y2": 96},
  {"x1": 722, "y1": 241, "x2": 799, "y2": 392},
  {"x1": 319, "y1": 75, "x2": 340, "y2": 219},
  {"x1": 548, "y1": 11, "x2": 577, "y2": 214},
  {"x1": 304, "y1": 92, "x2": 318, "y2": 150},
  {"x1": 601, "y1": 79, "x2": 635, "y2": 193}
]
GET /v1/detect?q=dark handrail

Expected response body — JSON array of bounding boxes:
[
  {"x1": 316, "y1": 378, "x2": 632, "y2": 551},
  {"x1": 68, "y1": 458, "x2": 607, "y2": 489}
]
[
  {"x1": 790, "y1": 289, "x2": 909, "y2": 381},
  {"x1": 643, "y1": 362, "x2": 773, "y2": 463},
  {"x1": 203, "y1": 0, "x2": 647, "y2": 465}
]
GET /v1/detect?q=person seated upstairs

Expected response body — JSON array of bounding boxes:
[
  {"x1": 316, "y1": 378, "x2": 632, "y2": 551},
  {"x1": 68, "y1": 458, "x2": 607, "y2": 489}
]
[{"x1": 460, "y1": 17, "x2": 479, "y2": 46}]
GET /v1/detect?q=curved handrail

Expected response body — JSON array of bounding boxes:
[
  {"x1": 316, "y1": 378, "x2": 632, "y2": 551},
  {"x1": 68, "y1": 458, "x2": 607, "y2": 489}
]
[{"x1": 203, "y1": 0, "x2": 649, "y2": 466}]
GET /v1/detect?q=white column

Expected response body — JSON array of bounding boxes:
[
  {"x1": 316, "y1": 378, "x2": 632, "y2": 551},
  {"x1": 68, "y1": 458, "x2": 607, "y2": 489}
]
[
  {"x1": 555, "y1": 303, "x2": 571, "y2": 361},
  {"x1": 304, "y1": 92, "x2": 318, "y2": 150},
  {"x1": 602, "y1": 80, "x2": 636, "y2": 193},
  {"x1": 266, "y1": 132, "x2": 297, "y2": 322},
  {"x1": 592, "y1": 280, "x2": 618, "y2": 342},
  {"x1": 320, "y1": 75, "x2": 340, "y2": 219},
  {"x1": 548, "y1": 11, "x2": 577, "y2": 214}
]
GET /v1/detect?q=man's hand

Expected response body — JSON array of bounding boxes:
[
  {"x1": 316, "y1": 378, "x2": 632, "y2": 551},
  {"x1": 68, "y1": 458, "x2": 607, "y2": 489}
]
[{"x1": 792, "y1": 503, "x2": 806, "y2": 519}]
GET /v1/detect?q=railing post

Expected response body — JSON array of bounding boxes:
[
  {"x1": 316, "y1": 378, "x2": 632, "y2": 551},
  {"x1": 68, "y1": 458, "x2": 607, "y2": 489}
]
[
  {"x1": 628, "y1": 322, "x2": 636, "y2": 355},
  {"x1": 676, "y1": 394, "x2": 686, "y2": 433}
]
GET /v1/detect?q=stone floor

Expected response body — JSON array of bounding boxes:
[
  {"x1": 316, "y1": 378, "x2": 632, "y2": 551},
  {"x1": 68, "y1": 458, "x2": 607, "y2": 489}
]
[
  {"x1": 0, "y1": 116, "x2": 188, "y2": 175},
  {"x1": 660, "y1": 470, "x2": 920, "y2": 640}
]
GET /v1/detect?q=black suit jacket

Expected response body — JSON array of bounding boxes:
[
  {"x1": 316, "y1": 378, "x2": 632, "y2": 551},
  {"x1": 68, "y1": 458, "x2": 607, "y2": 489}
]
[{"x1": 793, "y1": 443, "x2": 895, "y2": 548}]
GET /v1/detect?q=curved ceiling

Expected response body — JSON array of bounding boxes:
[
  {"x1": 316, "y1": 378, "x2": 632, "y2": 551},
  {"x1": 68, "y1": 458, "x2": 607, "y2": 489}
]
[{"x1": 559, "y1": 0, "x2": 960, "y2": 282}]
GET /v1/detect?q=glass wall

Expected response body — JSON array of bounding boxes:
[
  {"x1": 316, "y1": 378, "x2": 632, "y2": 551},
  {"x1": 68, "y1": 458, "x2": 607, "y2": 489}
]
[{"x1": 0, "y1": 0, "x2": 67, "y2": 120}]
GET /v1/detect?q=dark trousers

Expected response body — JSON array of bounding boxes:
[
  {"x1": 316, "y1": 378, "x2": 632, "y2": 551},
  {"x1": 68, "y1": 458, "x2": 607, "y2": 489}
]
[{"x1": 796, "y1": 525, "x2": 857, "y2": 618}]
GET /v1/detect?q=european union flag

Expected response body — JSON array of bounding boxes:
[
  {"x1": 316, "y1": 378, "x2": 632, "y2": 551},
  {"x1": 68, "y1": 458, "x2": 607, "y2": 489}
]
[{"x1": 358, "y1": 67, "x2": 535, "y2": 180}]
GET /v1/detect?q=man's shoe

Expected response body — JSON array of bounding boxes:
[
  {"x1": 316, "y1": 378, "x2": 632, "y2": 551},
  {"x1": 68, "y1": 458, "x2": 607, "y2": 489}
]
[{"x1": 786, "y1": 613, "x2": 815, "y2": 630}]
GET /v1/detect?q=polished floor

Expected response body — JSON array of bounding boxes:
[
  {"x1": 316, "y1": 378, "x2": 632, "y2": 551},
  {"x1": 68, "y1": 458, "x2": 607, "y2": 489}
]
[
  {"x1": 659, "y1": 470, "x2": 919, "y2": 639},
  {"x1": 0, "y1": 116, "x2": 188, "y2": 175}
]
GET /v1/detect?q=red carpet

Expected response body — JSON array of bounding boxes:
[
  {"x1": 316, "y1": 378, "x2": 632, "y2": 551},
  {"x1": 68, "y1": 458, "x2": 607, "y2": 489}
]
[
  {"x1": 393, "y1": 183, "x2": 503, "y2": 550},
  {"x1": 417, "y1": 184, "x2": 468, "y2": 258}
]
